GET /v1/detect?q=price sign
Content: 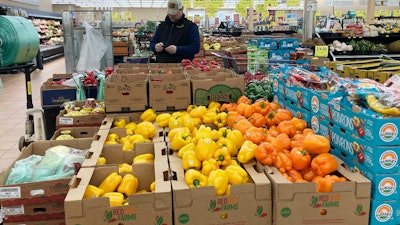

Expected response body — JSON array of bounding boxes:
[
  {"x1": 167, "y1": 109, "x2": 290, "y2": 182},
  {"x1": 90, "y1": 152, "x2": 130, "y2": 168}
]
[
  {"x1": 182, "y1": 0, "x2": 191, "y2": 8},
  {"x1": 334, "y1": 11, "x2": 342, "y2": 18},
  {"x1": 393, "y1": 10, "x2": 400, "y2": 17},
  {"x1": 384, "y1": 10, "x2": 392, "y2": 17},
  {"x1": 315, "y1": 46, "x2": 329, "y2": 57},
  {"x1": 286, "y1": 0, "x2": 300, "y2": 7},
  {"x1": 276, "y1": 11, "x2": 285, "y2": 18},
  {"x1": 374, "y1": 10, "x2": 381, "y2": 17},
  {"x1": 122, "y1": 12, "x2": 132, "y2": 21},
  {"x1": 264, "y1": 0, "x2": 278, "y2": 7},
  {"x1": 240, "y1": 0, "x2": 253, "y2": 7},
  {"x1": 193, "y1": 0, "x2": 206, "y2": 8},
  {"x1": 315, "y1": 10, "x2": 321, "y2": 16},
  {"x1": 209, "y1": 0, "x2": 223, "y2": 7},
  {"x1": 256, "y1": 4, "x2": 265, "y2": 12},
  {"x1": 356, "y1": 11, "x2": 364, "y2": 17}
]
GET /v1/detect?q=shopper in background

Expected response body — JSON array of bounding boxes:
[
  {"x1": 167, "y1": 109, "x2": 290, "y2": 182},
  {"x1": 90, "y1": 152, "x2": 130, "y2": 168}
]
[{"x1": 150, "y1": 0, "x2": 200, "y2": 63}]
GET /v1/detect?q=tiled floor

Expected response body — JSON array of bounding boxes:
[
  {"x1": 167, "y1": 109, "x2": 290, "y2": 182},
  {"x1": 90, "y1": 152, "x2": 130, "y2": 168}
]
[{"x1": 0, "y1": 57, "x2": 65, "y2": 171}]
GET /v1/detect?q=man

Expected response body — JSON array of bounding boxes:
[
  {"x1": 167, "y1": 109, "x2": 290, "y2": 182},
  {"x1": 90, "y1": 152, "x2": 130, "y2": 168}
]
[{"x1": 150, "y1": 0, "x2": 200, "y2": 63}]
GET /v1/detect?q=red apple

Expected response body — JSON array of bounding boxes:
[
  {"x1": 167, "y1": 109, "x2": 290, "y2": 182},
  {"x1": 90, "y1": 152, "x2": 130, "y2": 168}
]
[
  {"x1": 209, "y1": 60, "x2": 218, "y2": 65},
  {"x1": 181, "y1": 59, "x2": 191, "y2": 66},
  {"x1": 201, "y1": 65, "x2": 211, "y2": 71},
  {"x1": 184, "y1": 65, "x2": 195, "y2": 70}
]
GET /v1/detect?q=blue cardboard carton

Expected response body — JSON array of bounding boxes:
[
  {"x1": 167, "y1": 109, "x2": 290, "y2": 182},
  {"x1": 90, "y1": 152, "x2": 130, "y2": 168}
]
[
  {"x1": 273, "y1": 94, "x2": 286, "y2": 109},
  {"x1": 257, "y1": 38, "x2": 278, "y2": 50},
  {"x1": 285, "y1": 99, "x2": 311, "y2": 126},
  {"x1": 278, "y1": 38, "x2": 300, "y2": 49},
  {"x1": 333, "y1": 145, "x2": 400, "y2": 201},
  {"x1": 41, "y1": 74, "x2": 77, "y2": 107},
  {"x1": 369, "y1": 200, "x2": 400, "y2": 225},
  {"x1": 327, "y1": 97, "x2": 400, "y2": 146}
]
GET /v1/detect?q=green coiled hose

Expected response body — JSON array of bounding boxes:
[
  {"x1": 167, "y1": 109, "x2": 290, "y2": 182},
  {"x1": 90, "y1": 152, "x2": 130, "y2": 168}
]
[{"x1": 0, "y1": 16, "x2": 39, "y2": 67}]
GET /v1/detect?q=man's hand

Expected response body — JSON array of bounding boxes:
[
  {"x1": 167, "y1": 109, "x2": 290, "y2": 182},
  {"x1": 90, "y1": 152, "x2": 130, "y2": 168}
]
[
  {"x1": 155, "y1": 42, "x2": 164, "y2": 52},
  {"x1": 164, "y1": 45, "x2": 177, "y2": 54}
]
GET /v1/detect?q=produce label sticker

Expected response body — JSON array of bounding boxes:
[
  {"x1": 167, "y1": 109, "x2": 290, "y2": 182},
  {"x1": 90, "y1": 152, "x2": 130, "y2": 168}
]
[
  {"x1": 3, "y1": 205, "x2": 24, "y2": 215},
  {"x1": 59, "y1": 117, "x2": 74, "y2": 125},
  {"x1": 315, "y1": 46, "x2": 329, "y2": 57},
  {"x1": 0, "y1": 187, "x2": 21, "y2": 199}
]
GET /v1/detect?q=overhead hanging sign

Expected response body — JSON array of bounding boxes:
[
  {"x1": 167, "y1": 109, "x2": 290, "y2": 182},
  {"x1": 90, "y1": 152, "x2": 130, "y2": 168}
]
[
  {"x1": 264, "y1": 0, "x2": 278, "y2": 7},
  {"x1": 181, "y1": 0, "x2": 191, "y2": 8},
  {"x1": 286, "y1": 0, "x2": 300, "y2": 7},
  {"x1": 334, "y1": 10, "x2": 342, "y2": 18},
  {"x1": 240, "y1": 0, "x2": 254, "y2": 7},
  {"x1": 193, "y1": 0, "x2": 207, "y2": 8},
  {"x1": 209, "y1": 0, "x2": 224, "y2": 8}
]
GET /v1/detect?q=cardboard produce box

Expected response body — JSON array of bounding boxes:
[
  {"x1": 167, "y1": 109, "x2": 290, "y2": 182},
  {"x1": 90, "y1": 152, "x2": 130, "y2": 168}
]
[
  {"x1": 190, "y1": 69, "x2": 245, "y2": 106},
  {"x1": 2, "y1": 200, "x2": 65, "y2": 223},
  {"x1": 4, "y1": 219, "x2": 66, "y2": 225},
  {"x1": 104, "y1": 74, "x2": 148, "y2": 112},
  {"x1": 263, "y1": 157, "x2": 371, "y2": 225},
  {"x1": 51, "y1": 126, "x2": 100, "y2": 140},
  {"x1": 148, "y1": 74, "x2": 191, "y2": 111},
  {"x1": 55, "y1": 100, "x2": 105, "y2": 130},
  {"x1": 41, "y1": 74, "x2": 76, "y2": 107},
  {"x1": 0, "y1": 139, "x2": 93, "y2": 207},
  {"x1": 83, "y1": 135, "x2": 169, "y2": 168},
  {"x1": 170, "y1": 159, "x2": 272, "y2": 225},
  {"x1": 65, "y1": 155, "x2": 172, "y2": 225}
]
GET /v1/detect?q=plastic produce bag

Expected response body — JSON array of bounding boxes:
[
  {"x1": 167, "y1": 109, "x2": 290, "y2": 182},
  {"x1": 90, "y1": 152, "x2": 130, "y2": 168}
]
[
  {"x1": 76, "y1": 21, "x2": 108, "y2": 72},
  {"x1": 6, "y1": 155, "x2": 43, "y2": 184}
]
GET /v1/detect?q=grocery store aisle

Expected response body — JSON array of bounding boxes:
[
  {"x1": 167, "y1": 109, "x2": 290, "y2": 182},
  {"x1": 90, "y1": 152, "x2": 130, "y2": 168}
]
[{"x1": 0, "y1": 58, "x2": 65, "y2": 171}]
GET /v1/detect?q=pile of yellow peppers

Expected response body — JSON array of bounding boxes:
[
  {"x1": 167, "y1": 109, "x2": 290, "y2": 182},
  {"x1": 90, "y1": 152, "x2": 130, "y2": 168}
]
[
  {"x1": 154, "y1": 102, "x2": 254, "y2": 196},
  {"x1": 96, "y1": 153, "x2": 155, "y2": 173},
  {"x1": 83, "y1": 172, "x2": 155, "y2": 207}
]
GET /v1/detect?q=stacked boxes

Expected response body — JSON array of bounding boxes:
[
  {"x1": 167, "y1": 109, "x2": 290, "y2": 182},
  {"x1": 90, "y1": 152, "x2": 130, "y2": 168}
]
[{"x1": 311, "y1": 94, "x2": 400, "y2": 225}]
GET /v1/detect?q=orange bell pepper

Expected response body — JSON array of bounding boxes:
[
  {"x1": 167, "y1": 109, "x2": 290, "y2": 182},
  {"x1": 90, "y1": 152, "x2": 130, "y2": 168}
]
[
  {"x1": 289, "y1": 147, "x2": 311, "y2": 171},
  {"x1": 303, "y1": 134, "x2": 330, "y2": 155},
  {"x1": 311, "y1": 153, "x2": 338, "y2": 176},
  {"x1": 254, "y1": 142, "x2": 277, "y2": 165}
]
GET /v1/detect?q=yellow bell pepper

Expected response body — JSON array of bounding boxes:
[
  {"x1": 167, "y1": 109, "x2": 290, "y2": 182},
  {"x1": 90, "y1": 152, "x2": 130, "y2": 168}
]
[
  {"x1": 155, "y1": 113, "x2": 171, "y2": 127},
  {"x1": 190, "y1": 105, "x2": 207, "y2": 118},
  {"x1": 122, "y1": 140, "x2": 133, "y2": 151},
  {"x1": 192, "y1": 117, "x2": 202, "y2": 128},
  {"x1": 135, "y1": 121, "x2": 156, "y2": 139},
  {"x1": 96, "y1": 157, "x2": 106, "y2": 166},
  {"x1": 136, "y1": 189, "x2": 148, "y2": 194},
  {"x1": 172, "y1": 111, "x2": 187, "y2": 118},
  {"x1": 182, "y1": 114, "x2": 195, "y2": 131},
  {"x1": 168, "y1": 127, "x2": 190, "y2": 142},
  {"x1": 150, "y1": 181, "x2": 156, "y2": 192},
  {"x1": 128, "y1": 134, "x2": 146, "y2": 144},
  {"x1": 106, "y1": 133, "x2": 119, "y2": 143},
  {"x1": 187, "y1": 104, "x2": 196, "y2": 113},
  {"x1": 226, "y1": 129, "x2": 244, "y2": 151},
  {"x1": 214, "y1": 146, "x2": 232, "y2": 167},
  {"x1": 201, "y1": 158, "x2": 219, "y2": 176},
  {"x1": 83, "y1": 184, "x2": 105, "y2": 199},
  {"x1": 218, "y1": 127, "x2": 232, "y2": 139},
  {"x1": 117, "y1": 174, "x2": 138, "y2": 196},
  {"x1": 202, "y1": 110, "x2": 217, "y2": 124},
  {"x1": 133, "y1": 153, "x2": 154, "y2": 163},
  {"x1": 195, "y1": 137, "x2": 217, "y2": 161},
  {"x1": 207, "y1": 169, "x2": 229, "y2": 196},
  {"x1": 99, "y1": 172, "x2": 123, "y2": 193},
  {"x1": 102, "y1": 192, "x2": 124, "y2": 206},
  {"x1": 216, "y1": 138, "x2": 237, "y2": 157},
  {"x1": 140, "y1": 108, "x2": 157, "y2": 122},
  {"x1": 208, "y1": 101, "x2": 221, "y2": 110},
  {"x1": 113, "y1": 118, "x2": 127, "y2": 128},
  {"x1": 226, "y1": 184, "x2": 231, "y2": 196},
  {"x1": 185, "y1": 169, "x2": 207, "y2": 188},
  {"x1": 224, "y1": 164, "x2": 249, "y2": 185},
  {"x1": 178, "y1": 142, "x2": 196, "y2": 158},
  {"x1": 182, "y1": 150, "x2": 201, "y2": 171},
  {"x1": 170, "y1": 131, "x2": 192, "y2": 151},
  {"x1": 214, "y1": 112, "x2": 228, "y2": 128},
  {"x1": 237, "y1": 140, "x2": 257, "y2": 163},
  {"x1": 192, "y1": 125, "x2": 212, "y2": 144},
  {"x1": 119, "y1": 163, "x2": 132, "y2": 173},
  {"x1": 125, "y1": 122, "x2": 136, "y2": 135},
  {"x1": 168, "y1": 115, "x2": 183, "y2": 129},
  {"x1": 211, "y1": 129, "x2": 219, "y2": 140}
]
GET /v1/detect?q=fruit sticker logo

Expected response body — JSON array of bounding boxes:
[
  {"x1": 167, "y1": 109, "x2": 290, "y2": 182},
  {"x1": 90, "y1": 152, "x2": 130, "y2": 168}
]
[
  {"x1": 309, "y1": 195, "x2": 340, "y2": 208},
  {"x1": 154, "y1": 215, "x2": 167, "y2": 225},
  {"x1": 380, "y1": 150, "x2": 398, "y2": 170},
  {"x1": 311, "y1": 95, "x2": 319, "y2": 113},
  {"x1": 379, "y1": 123, "x2": 398, "y2": 142},
  {"x1": 378, "y1": 177, "x2": 396, "y2": 196},
  {"x1": 375, "y1": 204, "x2": 393, "y2": 222},
  {"x1": 208, "y1": 197, "x2": 239, "y2": 220},
  {"x1": 311, "y1": 116, "x2": 319, "y2": 133}
]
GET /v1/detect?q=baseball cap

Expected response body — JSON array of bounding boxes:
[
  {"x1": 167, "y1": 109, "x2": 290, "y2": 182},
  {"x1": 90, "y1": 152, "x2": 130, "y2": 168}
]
[{"x1": 168, "y1": 0, "x2": 183, "y2": 15}]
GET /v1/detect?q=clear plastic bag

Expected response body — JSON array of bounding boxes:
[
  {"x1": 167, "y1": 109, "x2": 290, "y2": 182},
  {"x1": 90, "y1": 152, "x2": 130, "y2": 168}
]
[
  {"x1": 76, "y1": 21, "x2": 108, "y2": 72},
  {"x1": 5, "y1": 155, "x2": 43, "y2": 184}
]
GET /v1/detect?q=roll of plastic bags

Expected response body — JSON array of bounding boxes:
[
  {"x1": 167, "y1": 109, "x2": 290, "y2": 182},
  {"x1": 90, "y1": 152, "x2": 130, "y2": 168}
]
[{"x1": 0, "y1": 16, "x2": 40, "y2": 67}]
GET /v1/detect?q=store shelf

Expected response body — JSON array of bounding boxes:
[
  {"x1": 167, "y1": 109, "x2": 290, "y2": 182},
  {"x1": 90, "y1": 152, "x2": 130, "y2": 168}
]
[
  {"x1": 316, "y1": 32, "x2": 400, "y2": 45},
  {"x1": 329, "y1": 51, "x2": 400, "y2": 61},
  {"x1": 40, "y1": 45, "x2": 65, "y2": 62}
]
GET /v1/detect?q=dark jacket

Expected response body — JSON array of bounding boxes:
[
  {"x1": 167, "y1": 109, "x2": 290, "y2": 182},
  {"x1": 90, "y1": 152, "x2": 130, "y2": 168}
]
[{"x1": 150, "y1": 14, "x2": 200, "y2": 63}]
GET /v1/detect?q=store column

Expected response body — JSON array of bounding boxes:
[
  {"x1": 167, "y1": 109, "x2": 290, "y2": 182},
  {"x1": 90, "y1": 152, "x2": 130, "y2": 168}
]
[{"x1": 303, "y1": 0, "x2": 317, "y2": 41}]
